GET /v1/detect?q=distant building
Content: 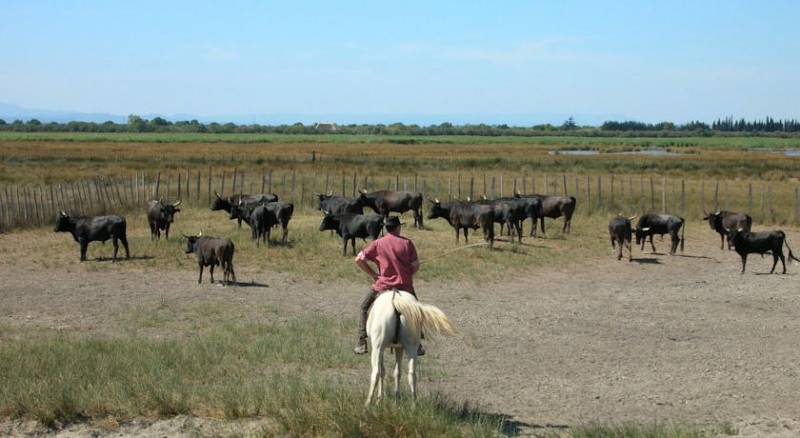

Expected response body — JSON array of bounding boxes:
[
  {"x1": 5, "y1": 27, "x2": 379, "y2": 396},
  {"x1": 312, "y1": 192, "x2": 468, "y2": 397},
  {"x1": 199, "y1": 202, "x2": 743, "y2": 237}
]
[{"x1": 314, "y1": 122, "x2": 338, "y2": 132}]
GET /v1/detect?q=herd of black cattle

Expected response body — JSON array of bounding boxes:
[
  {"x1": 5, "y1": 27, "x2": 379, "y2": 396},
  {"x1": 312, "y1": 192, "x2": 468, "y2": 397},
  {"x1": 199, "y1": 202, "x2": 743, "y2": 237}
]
[{"x1": 52, "y1": 188, "x2": 799, "y2": 284}]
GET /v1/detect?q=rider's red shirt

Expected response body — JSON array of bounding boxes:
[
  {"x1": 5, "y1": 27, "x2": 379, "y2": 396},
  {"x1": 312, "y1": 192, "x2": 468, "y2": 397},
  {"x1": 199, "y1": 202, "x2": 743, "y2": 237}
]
[{"x1": 358, "y1": 233, "x2": 418, "y2": 293}]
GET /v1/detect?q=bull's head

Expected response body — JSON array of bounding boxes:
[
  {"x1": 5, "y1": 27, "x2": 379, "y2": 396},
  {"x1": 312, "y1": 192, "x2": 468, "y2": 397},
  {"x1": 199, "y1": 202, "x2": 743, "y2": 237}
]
[
  {"x1": 54, "y1": 210, "x2": 71, "y2": 232},
  {"x1": 182, "y1": 231, "x2": 203, "y2": 253},
  {"x1": 427, "y1": 199, "x2": 446, "y2": 220},
  {"x1": 702, "y1": 210, "x2": 721, "y2": 231},
  {"x1": 318, "y1": 210, "x2": 337, "y2": 232},
  {"x1": 210, "y1": 192, "x2": 229, "y2": 211},
  {"x1": 634, "y1": 226, "x2": 650, "y2": 245},
  {"x1": 160, "y1": 200, "x2": 182, "y2": 223}
]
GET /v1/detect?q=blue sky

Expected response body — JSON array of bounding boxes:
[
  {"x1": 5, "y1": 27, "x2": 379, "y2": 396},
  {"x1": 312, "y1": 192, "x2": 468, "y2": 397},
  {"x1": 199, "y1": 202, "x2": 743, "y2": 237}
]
[{"x1": 1, "y1": 1, "x2": 798, "y2": 125}]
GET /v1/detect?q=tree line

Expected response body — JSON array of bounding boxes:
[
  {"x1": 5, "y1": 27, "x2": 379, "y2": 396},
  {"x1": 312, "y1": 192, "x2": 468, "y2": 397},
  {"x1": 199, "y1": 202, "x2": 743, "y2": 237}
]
[{"x1": 0, "y1": 115, "x2": 799, "y2": 136}]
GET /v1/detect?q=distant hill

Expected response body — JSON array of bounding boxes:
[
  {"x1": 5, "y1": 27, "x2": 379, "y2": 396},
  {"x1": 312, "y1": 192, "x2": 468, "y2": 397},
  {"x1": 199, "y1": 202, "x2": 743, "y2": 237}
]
[
  {"x1": 0, "y1": 102, "x2": 127, "y2": 123},
  {"x1": 0, "y1": 102, "x2": 627, "y2": 126}
]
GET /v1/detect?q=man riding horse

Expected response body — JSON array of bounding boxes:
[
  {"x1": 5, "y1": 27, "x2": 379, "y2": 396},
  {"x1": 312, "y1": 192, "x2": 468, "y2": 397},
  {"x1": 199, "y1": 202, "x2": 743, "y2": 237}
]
[{"x1": 354, "y1": 216, "x2": 424, "y2": 356}]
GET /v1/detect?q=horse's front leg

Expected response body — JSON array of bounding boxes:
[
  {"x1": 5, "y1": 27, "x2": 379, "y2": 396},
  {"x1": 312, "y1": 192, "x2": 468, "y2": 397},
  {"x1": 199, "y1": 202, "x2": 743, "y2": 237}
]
[{"x1": 393, "y1": 348, "x2": 403, "y2": 399}]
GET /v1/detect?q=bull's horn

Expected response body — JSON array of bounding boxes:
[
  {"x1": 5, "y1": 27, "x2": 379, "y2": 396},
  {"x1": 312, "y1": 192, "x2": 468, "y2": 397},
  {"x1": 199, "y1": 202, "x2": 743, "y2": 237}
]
[
  {"x1": 173, "y1": 200, "x2": 182, "y2": 207},
  {"x1": 434, "y1": 198, "x2": 440, "y2": 203},
  {"x1": 627, "y1": 215, "x2": 638, "y2": 221},
  {"x1": 481, "y1": 194, "x2": 488, "y2": 200},
  {"x1": 159, "y1": 197, "x2": 163, "y2": 205},
  {"x1": 60, "y1": 210, "x2": 67, "y2": 217},
  {"x1": 214, "y1": 191, "x2": 222, "y2": 199},
  {"x1": 198, "y1": 230, "x2": 203, "y2": 237},
  {"x1": 515, "y1": 189, "x2": 521, "y2": 195},
  {"x1": 714, "y1": 210, "x2": 720, "y2": 215},
  {"x1": 359, "y1": 189, "x2": 367, "y2": 194},
  {"x1": 238, "y1": 199, "x2": 243, "y2": 206},
  {"x1": 466, "y1": 196, "x2": 471, "y2": 202},
  {"x1": 641, "y1": 227, "x2": 651, "y2": 232},
  {"x1": 327, "y1": 191, "x2": 333, "y2": 196},
  {"x1": 323, "y1": 209, "x2": 331, "y2": 215},
  {"x1": 737, "y1": 227, "x2": 744, "y2": 232},
  {"x1": 182, "y1": 234, "x2": 191, "y2": 239}
]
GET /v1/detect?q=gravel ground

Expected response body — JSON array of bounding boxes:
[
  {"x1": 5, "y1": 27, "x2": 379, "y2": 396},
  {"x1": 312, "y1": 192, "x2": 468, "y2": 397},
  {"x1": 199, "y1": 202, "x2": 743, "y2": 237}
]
[{"x1": 1, "y1": 228, "x2": 799, "y2": 436}]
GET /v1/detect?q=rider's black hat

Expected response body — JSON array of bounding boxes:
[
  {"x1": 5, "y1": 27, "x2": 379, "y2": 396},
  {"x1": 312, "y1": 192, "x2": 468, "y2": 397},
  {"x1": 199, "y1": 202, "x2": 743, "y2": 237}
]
[{"x1": 385, "y1": 216, "x2": 404, "y2": 228}]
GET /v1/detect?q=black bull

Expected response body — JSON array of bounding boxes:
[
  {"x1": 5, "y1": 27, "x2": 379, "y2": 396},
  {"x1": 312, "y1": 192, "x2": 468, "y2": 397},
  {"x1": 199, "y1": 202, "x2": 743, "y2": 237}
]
[
  {"x1": 608, "y1": 215, "x2": 636, "y2": 261},
  {"x1": 319, "y1": 212, "x2": 384, "y2": 256},
  {"x1": 211, "y1": 192, "x2": 279, "y2": 227},
  {"x1": 54, "y1": 211, "x2": 130, "y2": 261},
  {"x1": 359, "y1": 190, "x2": 424, "y2": 228},
  {"x1": 703, "y1": 210, "x2": 752, "y2": 250},
  {"x1": 514, "y1": 193, "x2": 576, "y2": 234},
  {"x1": 183, "y1": 234, "x2": 236, "y2": 285},
  {"x1": 635, "y1": 213, "x2": 685, "y2": 255},
  {"x1": 147, "y1": 199, "x2": 181, "y2": 240},
  {"x1": 229, "y1": 203, "x2": 279, "y2": 246},
  {"x1": 427, "y1": 200, "x2": 495, "y2": 247},
  {"x1": 316, "y1": 193, "x2": 365, "y2": 214},
  {"x1": 729, "y1": 229, "x2": 800, "y2": 274}
]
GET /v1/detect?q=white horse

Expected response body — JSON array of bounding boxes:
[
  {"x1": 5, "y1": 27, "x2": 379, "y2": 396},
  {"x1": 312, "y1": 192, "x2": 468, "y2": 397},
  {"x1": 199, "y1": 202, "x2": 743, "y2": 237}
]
[{"x1": 365, "y1": 290, "x2": 456, "y2": 407}]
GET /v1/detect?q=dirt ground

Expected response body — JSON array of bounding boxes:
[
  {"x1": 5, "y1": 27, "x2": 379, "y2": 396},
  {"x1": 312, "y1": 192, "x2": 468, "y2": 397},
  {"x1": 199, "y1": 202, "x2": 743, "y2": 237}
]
[{"x1": 2, "y1": 228, "x2": 800, "y2": 436}]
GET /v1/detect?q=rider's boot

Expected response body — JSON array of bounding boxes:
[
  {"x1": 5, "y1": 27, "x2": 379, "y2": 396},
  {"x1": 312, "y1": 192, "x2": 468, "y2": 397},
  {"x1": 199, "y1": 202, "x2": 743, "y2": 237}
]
[{"x1": 354, "y1": 337, "x2": 368, "y2": 354}]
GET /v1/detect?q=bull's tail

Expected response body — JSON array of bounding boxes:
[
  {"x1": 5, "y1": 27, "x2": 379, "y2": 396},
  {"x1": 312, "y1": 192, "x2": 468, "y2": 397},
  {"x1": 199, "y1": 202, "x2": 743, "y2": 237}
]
[
  {"x1": 680, "y1": 217, "x2": 685, "y2": 252},
  {"x1": 392, "y1": 292, "x2": 456, "y2": 342},
  {"x1": 785, "y1": 239, "x2": 800, "y2": 263}
]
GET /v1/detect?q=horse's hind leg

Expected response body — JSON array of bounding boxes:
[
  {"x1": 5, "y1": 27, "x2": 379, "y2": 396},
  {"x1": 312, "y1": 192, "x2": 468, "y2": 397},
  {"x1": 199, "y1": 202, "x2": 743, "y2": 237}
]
[
  {"x1": 393, "y1": 348, "x2": 403, "y2": 398},
  {"x1": 407, "y1": 356, "x2": 417, "y2": 402},
  {"x1": 365, "y1": 348, "x2": 383, "y2": 407}
]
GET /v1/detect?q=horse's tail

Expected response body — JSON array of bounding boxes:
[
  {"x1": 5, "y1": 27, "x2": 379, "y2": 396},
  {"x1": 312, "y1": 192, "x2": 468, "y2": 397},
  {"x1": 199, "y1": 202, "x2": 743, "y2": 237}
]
[{"x1": 392, "y1": 292, "x2": 456, "y2": 341}]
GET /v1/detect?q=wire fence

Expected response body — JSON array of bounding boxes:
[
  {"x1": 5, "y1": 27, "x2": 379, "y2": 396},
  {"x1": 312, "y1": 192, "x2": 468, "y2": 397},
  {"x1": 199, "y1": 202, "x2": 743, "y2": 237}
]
[{"x1": 1, "y1": 169, "x2": 799, "y2": 231}]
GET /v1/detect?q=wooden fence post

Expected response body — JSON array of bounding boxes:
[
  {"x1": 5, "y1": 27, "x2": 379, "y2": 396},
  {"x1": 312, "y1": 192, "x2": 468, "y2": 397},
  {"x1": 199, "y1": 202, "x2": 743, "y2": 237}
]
[
  {"x1": 395, "y1": 175, "x2": 399, "y2": 191},
  {"x1": 491, "y1": 176, "x2": 496, "y2": 198},
  {"x1": 661, "y1": 176, "x2": 666, "y2": 213},
  {"x1": 649, "y1": 177, "x2": 655, "y2": 211},
  {"x1": 195, "y1": 171, "x2": 201, "y2": 205},
  {"x1": 457, "y1": 174, "x2": 462, "y2": 200},
  {"x1": 586, "y1": 175, "x2": 591, "y2": 213},
  {"x1": 562, "y1": 174, "x2": 568, "y2": 195},
  {"x1": 713, "y1": 180, "x2": 719, "y2": 211},
  {"x1": 795, "y1": 187, "x2": 800, "y2": 224},
  {"x1": 352, "y1": 172, "x2": 357, "y2": 197},
  {"x1": 768, "y1": 184, "x2": 775, "y2": 223},
  {"x1": 499, "y1": 175, "x2": 504, "y2": 198},
  {"x1": 597, "y1": 175, "x2": 602, "y2": 210},
  {"x1": 232, "y1": 169, "x2": 239, "y2": 195},
  {"x1": 610, "y1": 174, "x2": 615, "y2": 210},
  {"x1": 681, "y1": 180, "x2": 686, "y2": 215},
  {"x1": 470, "y1": 176, "x2": 474, "y2": 200},
  {"x1": 154, "y1": 172, "x2": 161, "y2": 198}
]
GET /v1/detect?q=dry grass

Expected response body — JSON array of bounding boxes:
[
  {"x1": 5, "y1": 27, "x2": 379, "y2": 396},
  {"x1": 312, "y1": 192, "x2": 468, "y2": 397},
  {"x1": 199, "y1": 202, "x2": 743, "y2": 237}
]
[
  {"x1": 1, "y1": 135, "x2": 799, "y2": 185},
  {"x1": 0, "y1": 207, "x2": 613, "y2": 284}
]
